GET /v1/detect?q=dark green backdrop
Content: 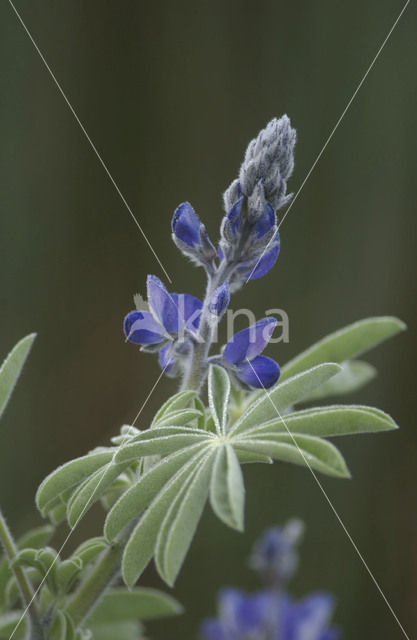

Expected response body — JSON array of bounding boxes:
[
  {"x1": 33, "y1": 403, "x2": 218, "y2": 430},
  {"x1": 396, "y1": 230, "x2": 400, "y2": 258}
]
[{"x1": 1, "y1": 1, "x2": 416, "y2": 638}]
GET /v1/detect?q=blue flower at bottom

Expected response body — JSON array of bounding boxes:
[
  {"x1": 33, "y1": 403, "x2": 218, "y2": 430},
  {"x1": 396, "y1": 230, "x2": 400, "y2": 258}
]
[
  {"x1": 200, "y1": 589, "x2": 340, "y2": 640},
  {"x1": 222, "y1": 318, "x2": 280, "y2": 389},
  {"x1": 123, "y1": 275, "x2": 202, "y2": 373}
]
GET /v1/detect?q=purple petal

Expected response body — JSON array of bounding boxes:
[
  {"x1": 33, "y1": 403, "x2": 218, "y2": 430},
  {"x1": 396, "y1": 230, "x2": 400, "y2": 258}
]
[
  {"x1": 256, "y1": 202, "x2": 276, "y2": 238},
  {"x1": 292, "y1": 593, "x2": 336, "y2": 640},
  {"x1": 208, "y1": 282, "x2": 230, "y2": 317},
  {"x1": 237, "y1": 355, "x2": 280, "y2": 388},
  {"x1": 248, "y1": 240, "x2": 280, "y2": 280},
  {"x1": 147, "y1": 275, "x2": 179, "y2": 334},
  {"x1": 172, "y1": 202, "x2": 201, "y2": 248},
  {"x1": 123, "y1": 311, "x2": 165, "y2": 345},
  {"x1": 158, "y1": 344, "x2": 178, "y2": 377},
  {"x1": 223, "y1": 318, "x2": 277, "y2": 364},
  {"x1": 218, "y1": 588, "x2": 263, "y2": 635},
  {"x1": 171, "y1": 293, "x2": 203, "y2": 331},
  {"x1": 226, "y1": 196, "x2": 244, "y2": 236},
  {"x1": 199, "y1": 619, "x2": 227, "y2": 640}
]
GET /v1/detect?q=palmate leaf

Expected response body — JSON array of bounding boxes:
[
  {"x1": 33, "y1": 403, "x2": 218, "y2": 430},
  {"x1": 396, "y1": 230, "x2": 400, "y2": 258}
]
[
  {"x1": 280, "y1": 316, "x2": 405, "y2": 381},
  {"x1": 0, "y1": 334, "x2": 36, "y2": 422}
]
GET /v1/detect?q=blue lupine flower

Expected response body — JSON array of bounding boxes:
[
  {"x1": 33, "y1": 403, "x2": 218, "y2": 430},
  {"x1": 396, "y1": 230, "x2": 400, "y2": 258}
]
[
  {"x1": 172, "y1": 202, "x2": 202, "y2": 248},
  {"x1": 172, "y1": 202, "x2": 216, "y2": 268},
  {"x1": 200, "y1": 589, "x2": 340, "y2": 640},
  {"x1": 124, "y1": 275, "x2": 202, "y2": 372},
  {"x1": 209, "y1": 282, "x2": 230, "y2": 318},
  {"x1": 249, "y1": 520, "x2": 304, "y2": 586},
  {"x1": 222, "y1": 318, "x2": 280, "y2": 388}
]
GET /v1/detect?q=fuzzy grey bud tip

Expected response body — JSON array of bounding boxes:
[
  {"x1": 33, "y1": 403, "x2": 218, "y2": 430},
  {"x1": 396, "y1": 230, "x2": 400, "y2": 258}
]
[{"x1": 239, "y1": 115, "x2": 296, "y2": 211}]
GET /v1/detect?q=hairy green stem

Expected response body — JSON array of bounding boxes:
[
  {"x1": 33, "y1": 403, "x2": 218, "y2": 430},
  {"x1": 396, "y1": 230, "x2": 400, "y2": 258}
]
[
  {"x1": 0, "y1": 508, "x2": 44, "y2": 640},
  {"x1": 65, "y1": 540, "x2": 123, "y2": 628},
  {"x1": 181, "y1": 261, "x2": 234, "y2": 391}
]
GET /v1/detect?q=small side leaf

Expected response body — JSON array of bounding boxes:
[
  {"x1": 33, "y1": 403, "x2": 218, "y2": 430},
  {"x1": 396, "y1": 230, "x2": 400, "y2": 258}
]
[
  {"x1": 0, "y1": 334, "x2": 36, "y2": 422},
  {"x1": 210, "y1": 444, "x2": 245, "y2": 531},
  {"x1": 208, "y1": 365, "x2": 230, "y2": 435},
  {"x1": 281, "y1": 316, "x2": 405, "y2": 381}
]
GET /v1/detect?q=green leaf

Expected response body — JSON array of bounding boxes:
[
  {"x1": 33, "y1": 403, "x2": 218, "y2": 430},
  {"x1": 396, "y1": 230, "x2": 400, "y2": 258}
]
[
  {"x1": 235, "y1": 450, "x2": 273, "y2": 465},
  {"x1": 210, "y1": 444, "x2": 245, "y2": 531},
  {"x1": 0, "y1": 525, "x2": 54, "y2": 611},
  {"x1": 155, "y1": 453, "x2": 214, "y2": 586},
  {"x1": 55, "y1": 558, "x2": 83, "y2": 591},
  {"x1": 36, "y1": 451, "x2": 114, "y2": 515},
  {"x1": 0, "y1": 611, "x2": 26, "y2": 638},
  {"x1": 0, "y1": 334, "x2": 36, "y2": 422},
  {"x1": 229, "y1": 363, "x2": 341, "y2": 435},
  {"x1": 234, "y1": 434, "x2": 350, "y2": 478},
  {"x1": 152, "y1": 391, "x2": 196, "y2": 425},
  {"x1": 121, "y1": 449, "x2": 208, "y2": 588},
  {"x1": 281, "y1": 316, "x2": 405, "y2": 381},
  {"x1": 301, "y1": 360, "x2": 376, "y2": 401},
  {"x1": 105, "y1": 444, "x2": 207, "y2": 541},
  {"x1": 17, "y1": 525, "x2": 54, "y2": 550},
  {"x1": 88, "y1": 621, "x2": 141, "y2": 640},
  {"x1": 87, "y1": 588, "x2": 183, "y2": 624},
  {"x1": 208, "y1": 365, "x2": 230, "y2": 435},
  {"x1": 66, "y1": 461, "x2": 130, "y2": 527},
  {"x1": 114, "y1": 428, "x2": 213, "y2": 464},
  {"x1": 242, "y1": 404, "x2": 398, "y2": 438},
  {"x1": 71, "y1": 538, "x2": 108, "y2": 566}
]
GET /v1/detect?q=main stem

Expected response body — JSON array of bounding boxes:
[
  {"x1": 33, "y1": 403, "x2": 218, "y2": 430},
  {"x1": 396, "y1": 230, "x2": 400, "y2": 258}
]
[
  {"x1": 65, "y1": 540, "x2": 123, "y2": 628},
  {"x1": 0, "y1": 508, "x2": 44, "y2": 640}
]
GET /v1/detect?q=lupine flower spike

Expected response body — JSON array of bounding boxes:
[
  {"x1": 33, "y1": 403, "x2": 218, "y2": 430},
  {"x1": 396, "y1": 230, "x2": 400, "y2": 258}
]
[
  {"x1": 124, "y1": 115, "x2": 296, "y2": 390},
  {"x1": 201, "y1": 521, "x2": 340, "y2": 640}
]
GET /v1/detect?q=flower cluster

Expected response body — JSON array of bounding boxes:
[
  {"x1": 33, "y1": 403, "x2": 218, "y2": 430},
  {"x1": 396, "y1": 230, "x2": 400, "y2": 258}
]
[
  {"x1": 200, "y1": 521, "x2": 340, "y2": 640},
  {"x1": 124, "y1": 116, "x2": 296, "y2": 390}
]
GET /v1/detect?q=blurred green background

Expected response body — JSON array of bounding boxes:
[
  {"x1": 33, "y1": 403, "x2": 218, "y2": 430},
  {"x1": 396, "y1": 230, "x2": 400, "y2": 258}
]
[{"x1": 1, "y1": 1, "x2": 416, "y2": 638}]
